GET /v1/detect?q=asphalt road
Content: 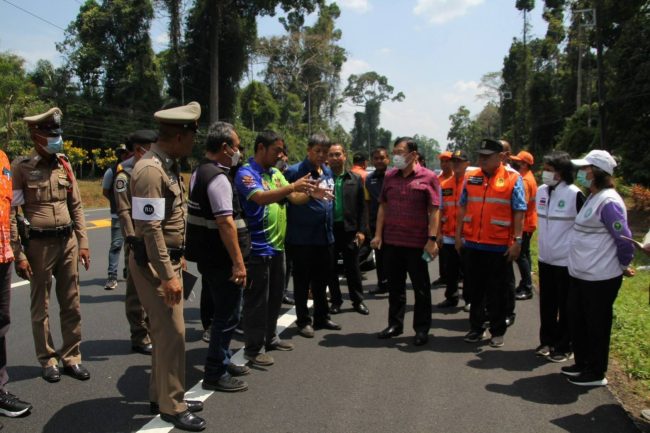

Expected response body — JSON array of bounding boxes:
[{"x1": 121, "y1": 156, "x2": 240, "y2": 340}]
[{"x1": 0, "y1": 208, "x2": 640, "y2": 433}]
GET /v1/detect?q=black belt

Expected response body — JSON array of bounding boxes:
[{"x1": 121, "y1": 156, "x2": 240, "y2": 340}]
[
  {"x1": 29, "y1": 224, "x2": 74, "y2": 239},
  {"x1": 168, "y1": 247, "x2": 184, "y2": 261}
]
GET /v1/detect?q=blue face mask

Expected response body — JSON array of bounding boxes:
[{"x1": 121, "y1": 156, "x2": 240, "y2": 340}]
[
  {"x1": 45, "y1": 136, "x2": 63, "y2": 155},
  {"x1": 576, "y1": 169, "x2": 592, "y2": 188}
]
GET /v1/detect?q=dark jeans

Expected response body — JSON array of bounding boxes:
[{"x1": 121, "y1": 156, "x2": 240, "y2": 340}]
[
  {"x1": 568, "y1": 274, "x2": 622, "y2": 376},
  {"x1": 107, "y1": 217, "x2": 124, "y2": 279},
  {"x1": 329, "y1": 223, "x2": 364, "y2": 306},
  {"x1": 538, "y1": 262, "x2": 571, "y2": 352},
  {"x1": 515, "y1": 231, "x2": 533, "y2": 291},
  {"x1": 506, "y1": 261, "x2": 516, "y2": 317},
  {"x1": 442, "y1": 243, "x2": 465, "y2": 302},
  {"x1": 0, "y1": 262, "x2": 11, "y2": 391},
  {"x1": 286, "y1": 244, "x2": 332, "y2": 327},
  {"x1": 243, "y1": 253, "x2": 285, "y2": 356},
  {"x1": 437, "y1": 242, "x2": 448, "y2": 281},
  {"x1": 465, "y1": 248, "x2": 510, "y2": 337},
  {"x1": 383, "y1": 244, "x2": 431, "y2": 332},
  {"x1": 197, "y1": 262, "x2": 242, "y2": 381}
]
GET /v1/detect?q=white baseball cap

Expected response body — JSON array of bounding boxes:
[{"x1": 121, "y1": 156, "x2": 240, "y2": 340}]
[{"x1": 571, "y1": 149, "x2": 617, "y2": 175}]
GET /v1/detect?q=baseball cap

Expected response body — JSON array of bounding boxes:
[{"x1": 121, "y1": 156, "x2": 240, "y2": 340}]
[
  {"x1": 510, "y1": 150, "x2": 534, "y2": 166},
  {"x1": 438, "y1": 151, "x2": 452, "y2": 160},
  {"x1": 477, "y1": 138, "x2": 503, "y2": 155},
  {"x1": 571, "y1": 149, "x2": 617, "y2": 175},
  {"x1": 450, "y1": 149, "x2": 469, "y2": 162}
]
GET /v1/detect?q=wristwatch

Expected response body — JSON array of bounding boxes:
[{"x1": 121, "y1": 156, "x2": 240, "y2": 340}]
[
  {"x1": 429, "y1": 236, "x2": 437, "y2": 242},
  {"x1": 514, "y1": 236, "x2": 523, "y2": 245}
]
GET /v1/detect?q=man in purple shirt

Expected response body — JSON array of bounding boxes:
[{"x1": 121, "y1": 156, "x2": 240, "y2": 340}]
[{"x1": 370, "y1": 137, "x2": 441, "y2": 346}]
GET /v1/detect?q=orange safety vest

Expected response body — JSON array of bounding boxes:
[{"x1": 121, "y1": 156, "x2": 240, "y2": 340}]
[
  {"x1": 462, "y1": 164, "x2": 519, "y2": 246},
  {"x1": 440, "y1": 173, "x2": 465, "y2": 237},
  {"x1": 0, "y1": 150, "x2": 13, "y2": 263},
  {"x1": 522, "y1": 169, "x2": 538, "y2": 233}
]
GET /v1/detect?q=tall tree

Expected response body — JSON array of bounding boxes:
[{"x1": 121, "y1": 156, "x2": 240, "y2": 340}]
[{"x1": 447, "y1": 105, "x2": 481, "y2": 161}]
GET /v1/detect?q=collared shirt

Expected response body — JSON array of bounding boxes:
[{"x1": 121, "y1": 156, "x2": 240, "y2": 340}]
[
  {"x1": 0, "y1": 151, "x2": 13, "y2": 263},
  {"x1": 235, "y1": 157, "x2": 289, "y2": 256},
  {"x1": 284, "y1": 157, "x2": 334, "y2": 246},
  {"x1": 333, "y1": 173, "x2": 345, "y2": 223},
  {"x1": 380, "y1": 164, "x2": 441, "y2": 249}
]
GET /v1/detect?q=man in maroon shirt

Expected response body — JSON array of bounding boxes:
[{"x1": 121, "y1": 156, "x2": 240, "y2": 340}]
[{"x1": 370, "y1": 137, "x2": 441, "y2": 346}]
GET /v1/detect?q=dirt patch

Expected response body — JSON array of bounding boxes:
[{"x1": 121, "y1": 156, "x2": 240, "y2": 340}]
[{"x1": 608, "y1": 358, "x2": 650, "y2": 432}]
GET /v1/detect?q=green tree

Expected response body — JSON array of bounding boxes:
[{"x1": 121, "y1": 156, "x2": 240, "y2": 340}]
[
  {"x1": 412, "y1": 134, "x2": 441, "y2": 168},
  {"x1": 447, "y1": 105, "x2": 481, "y2": 161},
  {"x1": 240, "y1": 81, "x2": 280, "y2": 131}
]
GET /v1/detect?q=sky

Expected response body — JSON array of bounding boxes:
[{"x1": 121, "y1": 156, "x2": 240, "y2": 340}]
[{"x1": 0, "y1": 0, "x2": 548, "y2": 148}]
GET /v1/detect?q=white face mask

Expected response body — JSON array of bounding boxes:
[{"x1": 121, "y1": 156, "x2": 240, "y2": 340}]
[
  {"x1": 392, "y1": 154, "x2": 408, "y2": 170},
  {"x1": 542, "y1": 170, "x2": 559, "y2": 187},
  {"x1": 230, "y1": 149, "x2": 241, "y2": 167}
]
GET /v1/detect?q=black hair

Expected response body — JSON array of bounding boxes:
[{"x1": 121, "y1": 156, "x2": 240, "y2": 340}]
[
  {"x1": 308, "y1": 132, "x2": 330, "y2": 149},
  {"x1": 329, "y1": 143, "x2": 346, "y2": 153},
  {"x1": 205, "y1": 121, "x2": 237, "y2": 153},
  {"x1": 543, "y1": 151, "x2": 574, "y2": 184},
  {"x1": 591, "y1": 166, "x2": 615, "y2": 190},
  {"x1": 255, "y1": 130, "x2": 284, "y2": 153},
  {"x1": 353, "y1": 152, "x2": 367, "y2": 164},
  {"x1": 371, "y1": 146, "x2": 388, "y2": 158},
  {"x1": 393, "y1": 136, "x2": 418, "y2": 153}
]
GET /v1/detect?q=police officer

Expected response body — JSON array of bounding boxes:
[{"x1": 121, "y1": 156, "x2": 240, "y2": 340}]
[
  {"x1": 456, "y1": 139, "x2": 526, "y2": 348},
  {"x1": 129, "y1": 102, "x2": 206, "y2": 431},
  {"x1": 113, "y1": 130, "x2": 156, "y2": 355},
  {"x1": 10, "y1": 107, "x2": 91, "y2": 382}
]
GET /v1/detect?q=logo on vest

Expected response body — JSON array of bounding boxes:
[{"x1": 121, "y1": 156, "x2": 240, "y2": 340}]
[
  {"x1": 143, "y1": 204, "x2": 155, "y2": 215},
  {"x1": 558, "y1": 199, "x2": 565, "y2": 209},
  {"x1": 584, "y1": 208, "x2": 593, "y2": 218},
  {"x1": 496, "y1": 178, "x2": 505, "y2": 187}
]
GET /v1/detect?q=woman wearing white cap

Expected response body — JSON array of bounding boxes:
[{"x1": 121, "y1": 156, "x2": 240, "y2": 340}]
[{"x1": 562, "y1": 150, "x2": 635, "y2": 386}]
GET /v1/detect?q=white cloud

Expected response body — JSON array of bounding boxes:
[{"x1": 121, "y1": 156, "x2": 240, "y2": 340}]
[
  {"x1": 341, "y1": 57, "x2": 372, "y2": 81},
  {"x1": 413, "y1": 0, "x2": 484, "y2": 25},
  {"x1": 442, "y1": 80, "x2": 479, "y2": 104},
  {"x1": 337, "y1": 0, "x2": 372, "y2": 13},
  {"x1": 153, "y1": 32, "x2": 169, "y2": 45},
  {"x1": 377, "y1": 47, "x2": 392, "y2": 55}
]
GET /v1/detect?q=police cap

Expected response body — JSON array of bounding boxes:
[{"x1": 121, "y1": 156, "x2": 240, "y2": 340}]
[
  {"x1": 23, "y1": 107, "x2": 63, "y2": 135},
  {"x1": 154, "y1": 101, "x2": 201, "y2": 131}
]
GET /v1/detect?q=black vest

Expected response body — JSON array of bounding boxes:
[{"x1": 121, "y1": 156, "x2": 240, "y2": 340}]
[
  {"x1": 107, "y1": 162, "x2": 120, "y2": 215},
  {"x1": 185, "y1": 160, "x2": 250, "y2": 266}
]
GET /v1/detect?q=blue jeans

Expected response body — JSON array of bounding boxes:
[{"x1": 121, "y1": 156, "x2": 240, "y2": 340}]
[
  {"x1": 198, "y1": 262, "x2": 242, "y2": 381},
  {"x1": 107, "y1": 218, "x2": 124, "y2": 279}
]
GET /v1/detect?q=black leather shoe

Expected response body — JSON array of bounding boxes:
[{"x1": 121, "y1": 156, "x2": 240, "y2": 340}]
[
  {"x1": 414, "y1": 331, "x2": 429, "y2": 346},
  {"x1": 436, "y1": 298, "x2": 459, "y2": 308},
  {"x1": 42, "y1": 365, "x2": 61, "y2": 383},
  {"x1": 132, "y1": 343, "x2": 153, "y2": 355},
  {"x1": 329, "y1": 304, "x2": 342, "y2": 314},
  {"x1": 313, "y1": 319, "x2": 341, "y2": 330},
  {"x1": 378, "y1": 326, "x2": 403, "y2": 339},
  {"x1": 150, "y1": 400, "x2": 203, "y2": 415},
  {"x1": 515, "y1": 290, "x2": 533, "y2": 300},
  {"x1": 353, "y1": 302, "x2": 370, "y2": 315},
  {"x1": 431, "y1": 277, "x2": 446, "y2": 287},
  {"x1": 505, "y1": 314, "x2": 516, "y2": 327},
  {"x1": 282, "y1": 295, "x2": 295, "y2": 305},
  {"x1": 63, "y1": 364, "x2": 90, "y2": 381},
  {"x1": 369, "y1": 286, "x2": 388, "y2": 295},
  {"x1": 160, "y1": 410, "x2": 206, "y2": 431}
]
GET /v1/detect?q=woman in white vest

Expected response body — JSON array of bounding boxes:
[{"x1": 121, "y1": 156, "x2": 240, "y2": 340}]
[
  {"x1": 563, "y1": 150, "x2": 635, "y2": 386},
  {"x1": 535, "y1": 152, "x2": 585, "y2": 363}
]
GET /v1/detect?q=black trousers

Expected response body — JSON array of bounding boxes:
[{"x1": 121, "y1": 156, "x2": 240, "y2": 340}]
[
  {"x1": 515, "y1": 231, "x2": 533, "y2": 291},
  {"x1": 538, "y1": 261, "x2": 571, "y2": 352},
  {"x1": 465, "y1": 248, "x2": 510, "y2": 337},
  {"x1": 287, "y1": 244, "x2": 332, "y2": 327},
  {"x1": 383, "y1": 244, "x2": 431, "y2": 332},
  {"x1": 0, "y1": 262, "x2": 10, "y2": 391},
  {"x1": 243, "y1": 253, "x2": 285, "y2": 356},
  {"x1": 329, "y1": 223, "x2": 364, "y2": 306},
  {"x1": 568, "y1": 275, "x2": 622, "y2": 376},
  {"x1": 505, "y1": 261, "x2": 516, "y2": 317},
  {"x1": 437, "y1": 242, "x2": 448, "y2": 282},
  {"x1": 441, "y1": 243, "x2": 466, "y2": 302}
]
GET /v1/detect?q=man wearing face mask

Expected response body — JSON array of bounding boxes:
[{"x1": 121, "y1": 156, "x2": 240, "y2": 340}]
[
  {"x1": 113, "y1": 130, "x2": 157, "y2": 356},
  {"x1": 186, "y1": 121, "x2": 252, "y2": 394},
  {"x1": 371, "y1": 137, "x2": 441, "y2": 346},
  {"x1": 130, "y1": 102, "x2": 206, "y2": 431},
  {"x1": 535, "y1": 151, "x2": 584, "y2": 362},
  {"x1": 10, "y1": 107, "x2": 91, "y2": 383}
]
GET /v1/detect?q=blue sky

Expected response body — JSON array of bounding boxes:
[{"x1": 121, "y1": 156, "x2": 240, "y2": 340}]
[{"x1": 0, "y1": 0, "x2": 547, "y2": 148}]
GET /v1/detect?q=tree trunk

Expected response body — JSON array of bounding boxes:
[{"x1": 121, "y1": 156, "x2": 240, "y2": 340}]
[{"x1": 209, "y1": 1, "x2": 221, "y2": 123}]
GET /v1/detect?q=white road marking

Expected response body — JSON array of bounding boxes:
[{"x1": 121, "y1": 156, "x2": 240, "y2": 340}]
[
  {"x1": 136, "y1": 300, "x2": 311, "y2": 432},
  {"x1": 10, "y1": 280, "x2": 29, "y2": 289}
]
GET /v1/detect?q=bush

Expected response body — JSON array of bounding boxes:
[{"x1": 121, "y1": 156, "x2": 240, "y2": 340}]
[{"x1": 630, "y1": 184, "x2": 650, "y2": 212}]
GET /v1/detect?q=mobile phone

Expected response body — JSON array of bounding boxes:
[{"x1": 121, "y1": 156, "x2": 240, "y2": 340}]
[{"x1": 421, "y1": 251, "x2": 433, "y2": 263}]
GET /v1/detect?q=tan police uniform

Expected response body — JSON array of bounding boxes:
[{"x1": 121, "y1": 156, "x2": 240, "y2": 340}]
[
  {"x1": 113, "y1": 155, "x2": 151, "y2": 349},
  {"x1": 9, "y1": 107, "x2": 88, "y2": 369},
  {"x1": 128, "y1": 102, "x2": 200, "y2": 415}
]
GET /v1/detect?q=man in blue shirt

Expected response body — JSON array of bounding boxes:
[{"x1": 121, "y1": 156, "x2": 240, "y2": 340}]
[{"x1": 285, "y1": 133, "x2": 341, "y2": 338}]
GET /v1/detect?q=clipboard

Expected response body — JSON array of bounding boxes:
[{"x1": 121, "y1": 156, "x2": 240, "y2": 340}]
[{"x1": 182, "y1": 270, "x2": 198, "y2": 300}]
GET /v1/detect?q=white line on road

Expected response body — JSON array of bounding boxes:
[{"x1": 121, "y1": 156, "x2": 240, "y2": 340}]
[
  {"x1": 136, "y1": 300, "x2": 311, "y2": 432},
  {"x1": 10, "y1": 280, "x2": 29, "y2": 289}
]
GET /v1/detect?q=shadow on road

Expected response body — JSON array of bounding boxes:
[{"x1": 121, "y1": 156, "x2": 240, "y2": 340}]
[
  {"x1": 81, "y1": 339, "x2": 135, "y2": 361},
  {"x1": 550, "y1": 403, "x2": 640, "y2": 433},
  {"x1": 43, "y1": 365, "x2": 152, "y2": 433},
  {"x1": 467, "y1": 348, "x2": 548, "y2": 372},
  {"x1": 485, "y1": 373, "x2": 589, "y2": 405}
]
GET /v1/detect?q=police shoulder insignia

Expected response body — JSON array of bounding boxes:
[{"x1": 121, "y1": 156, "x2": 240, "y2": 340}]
[{"x1": 115, "y1": 177, "x2": 127, "y2": 192}]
